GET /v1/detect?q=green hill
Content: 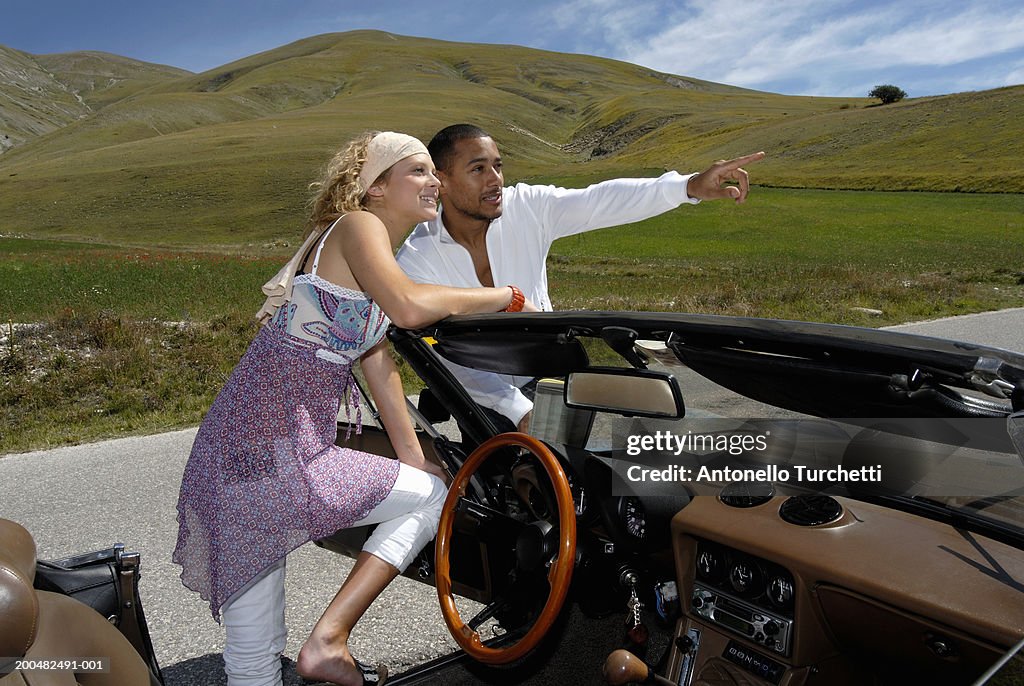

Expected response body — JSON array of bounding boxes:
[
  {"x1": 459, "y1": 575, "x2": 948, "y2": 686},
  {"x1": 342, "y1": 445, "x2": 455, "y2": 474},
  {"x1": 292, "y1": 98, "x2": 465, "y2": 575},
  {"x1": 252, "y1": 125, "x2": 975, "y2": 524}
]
[
  {"x1": 0, "y1": 30, "x2": 1021, "y2": 250},
  {"x1": 35, "y1": 51, "x2": 191, "y2": 109},
  {"x1": 0, "y1": 46, "x2": 188, "y2": 153}
]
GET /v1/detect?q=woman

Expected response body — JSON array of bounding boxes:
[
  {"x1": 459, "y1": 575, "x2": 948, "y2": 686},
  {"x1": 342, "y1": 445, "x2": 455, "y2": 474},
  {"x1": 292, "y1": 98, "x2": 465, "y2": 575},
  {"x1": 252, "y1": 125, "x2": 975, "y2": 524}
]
[{"x1": 173, "y1": 131, "x2": 534, "y2": 686}]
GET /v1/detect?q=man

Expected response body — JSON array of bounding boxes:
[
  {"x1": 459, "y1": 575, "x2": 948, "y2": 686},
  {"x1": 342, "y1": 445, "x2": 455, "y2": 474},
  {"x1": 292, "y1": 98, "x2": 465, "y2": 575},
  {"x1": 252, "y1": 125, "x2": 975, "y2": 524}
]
[{"x1": 396, "y1": 123, "x2": 765, "y2": 432}]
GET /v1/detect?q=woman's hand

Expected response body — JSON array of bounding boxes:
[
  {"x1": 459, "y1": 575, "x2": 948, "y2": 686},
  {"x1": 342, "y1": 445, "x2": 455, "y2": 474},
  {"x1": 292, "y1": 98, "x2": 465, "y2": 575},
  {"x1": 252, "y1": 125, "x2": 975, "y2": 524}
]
[{"x1": 521, "y1": 297, "x2": 541, "y2": 313}]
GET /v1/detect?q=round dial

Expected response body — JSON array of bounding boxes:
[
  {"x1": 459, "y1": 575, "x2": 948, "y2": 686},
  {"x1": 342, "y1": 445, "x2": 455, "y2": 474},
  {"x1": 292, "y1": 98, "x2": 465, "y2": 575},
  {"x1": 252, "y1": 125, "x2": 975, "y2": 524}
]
[
  {"x1": 696, "y1": 548, "x2": 723, "y2": 581},
  {"x1": 768, "y1": 576, "x2": 795, "y2": 609},
  {"x1": 729, "y1": 560, "x2": 763, "y2": 596},
  {"x1": 620, "y1": 497, "x2": 646, "y2": 540}
]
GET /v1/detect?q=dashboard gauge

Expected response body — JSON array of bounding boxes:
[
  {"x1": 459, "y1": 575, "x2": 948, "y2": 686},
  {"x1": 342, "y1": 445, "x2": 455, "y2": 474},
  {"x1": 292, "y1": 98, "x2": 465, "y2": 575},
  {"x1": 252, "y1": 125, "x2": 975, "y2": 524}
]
[
  {"x1": 566, "y1": 472, "x2": 586, "y2": 516},
  {"x1": 696, "y1": 547, "x2": 724, "y2": 582},
  {"x1": 729, "y1": 559, "x2": 763, "y2": 596},
  {"x1": 619, "y1": 496, "x2": 646, "y2": 540},
  {"x1": 573, "y1": 485, "x2": 586, "y2": 516},
  {"x1": 768, "y1": 576, "x2": 795, "y2": 609}
]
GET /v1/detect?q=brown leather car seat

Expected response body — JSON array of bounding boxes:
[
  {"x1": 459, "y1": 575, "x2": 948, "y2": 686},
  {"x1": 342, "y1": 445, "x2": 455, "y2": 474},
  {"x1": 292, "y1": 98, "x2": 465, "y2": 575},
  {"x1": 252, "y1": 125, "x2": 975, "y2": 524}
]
[{"x1": 0, "y1": 518, "x2": 156, "y2": 686}]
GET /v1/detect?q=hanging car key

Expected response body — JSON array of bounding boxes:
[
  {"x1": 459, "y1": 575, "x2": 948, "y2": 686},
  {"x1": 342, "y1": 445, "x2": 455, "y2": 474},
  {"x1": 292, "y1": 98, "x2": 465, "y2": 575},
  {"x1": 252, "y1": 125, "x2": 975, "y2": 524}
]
[{"x1": 622, "y1": 572, "x2": 650, "y2": 654}]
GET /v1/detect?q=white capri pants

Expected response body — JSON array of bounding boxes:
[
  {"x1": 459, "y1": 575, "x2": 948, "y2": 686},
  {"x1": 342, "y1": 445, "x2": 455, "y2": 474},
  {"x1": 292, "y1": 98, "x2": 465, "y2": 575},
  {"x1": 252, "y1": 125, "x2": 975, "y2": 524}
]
[{"x1": 220, "y1": 463, "x2": 448, "y2": 686}]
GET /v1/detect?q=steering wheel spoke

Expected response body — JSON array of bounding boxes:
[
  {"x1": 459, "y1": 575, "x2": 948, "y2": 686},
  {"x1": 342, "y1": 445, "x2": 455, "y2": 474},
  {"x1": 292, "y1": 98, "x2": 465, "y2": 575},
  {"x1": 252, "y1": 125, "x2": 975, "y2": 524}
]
[
  {"x1": 435, "y1": 432, "x2": 577, "y2": 665},
  {"x1": 468, "y1": 590, "x2": 515, "y2": 632}
]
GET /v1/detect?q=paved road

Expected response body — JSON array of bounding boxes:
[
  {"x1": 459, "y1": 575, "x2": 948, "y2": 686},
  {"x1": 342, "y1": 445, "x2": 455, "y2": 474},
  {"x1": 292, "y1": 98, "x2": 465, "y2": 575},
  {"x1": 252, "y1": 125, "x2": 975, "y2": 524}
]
[
  {"x1": 881, "y1": 306, "x2": 1024, "y2": 352},
  {"x1": 2, "y1": 308, "x2": 1022, "y2": 685},
  {"x1": 0, "y1": 421, "x2": 461, "y2": 685}
]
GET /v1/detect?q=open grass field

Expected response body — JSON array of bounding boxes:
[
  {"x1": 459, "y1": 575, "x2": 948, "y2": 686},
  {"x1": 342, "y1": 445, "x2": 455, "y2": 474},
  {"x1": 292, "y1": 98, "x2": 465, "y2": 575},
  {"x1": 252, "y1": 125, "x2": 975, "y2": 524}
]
[
  {"x1": 548, "y1": 186, "x2": 1024, "y2": 322},
  {"x1": 2, "y1": 238, "x2": 280, "y2": 321},
  {"x1": 3, "y1": 186, "x2": 1022, "y2": 454}
]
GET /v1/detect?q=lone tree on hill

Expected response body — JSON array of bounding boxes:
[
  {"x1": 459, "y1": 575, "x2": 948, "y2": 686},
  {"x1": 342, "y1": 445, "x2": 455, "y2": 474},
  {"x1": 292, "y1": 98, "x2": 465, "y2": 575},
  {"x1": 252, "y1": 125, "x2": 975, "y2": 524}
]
[{"x1": 869, "y1": 84, "x2": 907, "y2": 104}]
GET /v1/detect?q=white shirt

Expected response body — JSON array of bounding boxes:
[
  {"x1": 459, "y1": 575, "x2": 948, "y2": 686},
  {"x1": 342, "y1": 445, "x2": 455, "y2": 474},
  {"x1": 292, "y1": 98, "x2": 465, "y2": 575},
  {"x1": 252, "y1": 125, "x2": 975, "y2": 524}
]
[{"x1": 395, "y1": 171, "x2": 699, "y2": 424}]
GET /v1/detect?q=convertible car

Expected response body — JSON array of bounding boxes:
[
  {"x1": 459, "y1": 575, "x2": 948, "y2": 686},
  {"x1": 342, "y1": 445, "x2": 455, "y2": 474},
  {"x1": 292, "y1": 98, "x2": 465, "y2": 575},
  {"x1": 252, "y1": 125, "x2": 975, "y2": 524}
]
[{"x1": 320, "y1": 310, "x2": 1024, "y2": 685}]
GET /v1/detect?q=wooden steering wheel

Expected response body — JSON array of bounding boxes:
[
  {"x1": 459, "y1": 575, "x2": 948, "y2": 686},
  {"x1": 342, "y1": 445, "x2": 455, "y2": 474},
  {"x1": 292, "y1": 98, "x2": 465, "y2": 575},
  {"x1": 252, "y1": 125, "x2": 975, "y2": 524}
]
[{"x1": 434, "y1": 432, "x2": 577, "y2": 664}]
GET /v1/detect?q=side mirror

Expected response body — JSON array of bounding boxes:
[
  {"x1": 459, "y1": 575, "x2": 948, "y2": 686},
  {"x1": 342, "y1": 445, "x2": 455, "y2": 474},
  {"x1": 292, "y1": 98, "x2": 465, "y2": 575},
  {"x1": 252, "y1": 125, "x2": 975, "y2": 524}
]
[{"x1": 565, "y1": 368, "x2": 684, "y2": 418}]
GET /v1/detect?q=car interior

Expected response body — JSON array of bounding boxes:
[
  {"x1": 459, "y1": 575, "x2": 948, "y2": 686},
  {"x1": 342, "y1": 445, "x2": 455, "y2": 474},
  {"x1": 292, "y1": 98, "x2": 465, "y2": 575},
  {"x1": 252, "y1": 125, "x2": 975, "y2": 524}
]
[{"x1": 319, "y1": 312, "x2": 1024, "y2": 685}]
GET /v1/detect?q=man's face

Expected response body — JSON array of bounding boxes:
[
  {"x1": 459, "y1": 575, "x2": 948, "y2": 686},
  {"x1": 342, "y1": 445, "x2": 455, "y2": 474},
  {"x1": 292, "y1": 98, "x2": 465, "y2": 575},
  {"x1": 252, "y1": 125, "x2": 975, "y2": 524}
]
[{"x1": 436, "y1": 136, "x2": 504, "y2": 223}]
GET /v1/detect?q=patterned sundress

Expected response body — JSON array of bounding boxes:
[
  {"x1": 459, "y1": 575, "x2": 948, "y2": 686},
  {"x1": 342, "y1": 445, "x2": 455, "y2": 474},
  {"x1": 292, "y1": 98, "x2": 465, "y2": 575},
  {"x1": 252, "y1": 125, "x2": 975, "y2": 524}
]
[{"x1": 173, "y1": 226, "x2": 400, "y2": 621}]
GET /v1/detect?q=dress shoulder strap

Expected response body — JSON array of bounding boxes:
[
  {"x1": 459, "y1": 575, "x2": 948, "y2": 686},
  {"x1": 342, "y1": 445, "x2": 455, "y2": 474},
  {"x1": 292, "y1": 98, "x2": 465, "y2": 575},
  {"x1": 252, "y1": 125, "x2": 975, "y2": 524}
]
[{"x1": 304, "y1": 214, "x2": 346, "y2": 276}]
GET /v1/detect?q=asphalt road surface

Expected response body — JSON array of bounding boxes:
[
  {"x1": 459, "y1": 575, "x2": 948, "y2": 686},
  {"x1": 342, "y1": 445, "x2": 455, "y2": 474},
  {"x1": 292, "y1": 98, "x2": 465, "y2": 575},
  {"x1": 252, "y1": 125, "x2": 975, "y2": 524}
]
[
  {"x1": 0, "y1": 425, "x2": 463, "y2": 685},
  {"x1": 2, "y1": 307, "x2": 1022, "y2": 685},
  {"x1": 880, "y1": 306, "x2": 1024, "y2": 352}
]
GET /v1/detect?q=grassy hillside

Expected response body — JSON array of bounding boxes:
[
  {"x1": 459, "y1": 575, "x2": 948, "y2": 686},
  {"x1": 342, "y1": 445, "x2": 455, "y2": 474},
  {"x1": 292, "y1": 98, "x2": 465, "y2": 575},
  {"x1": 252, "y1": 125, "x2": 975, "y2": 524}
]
[
  {"x1": 35, "y1": 51, "x2": 191, "y2": 109},
  {"x1": 1, "y1": 30, "x2": 1020, "y2": 251},
  {"x1": 0, "y1": 45, "x2": 91, "y2": 152},
  {"x1": 682, "y1": 86, "x2": 1024, "y2": 192},
  {"x1": 0, "y1": 47, "x2": 188, "y2": 153}
]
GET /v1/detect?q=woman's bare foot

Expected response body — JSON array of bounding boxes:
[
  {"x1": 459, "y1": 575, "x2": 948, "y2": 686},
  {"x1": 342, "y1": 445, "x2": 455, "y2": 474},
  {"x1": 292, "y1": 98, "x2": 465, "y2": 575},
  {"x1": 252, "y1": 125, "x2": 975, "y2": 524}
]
[
  {"x1": 297, "y1": 552, "x2": 398, "y2": 684},
  {"x1": 296, "y1": 636, "x2": 379, "y2": 686}
]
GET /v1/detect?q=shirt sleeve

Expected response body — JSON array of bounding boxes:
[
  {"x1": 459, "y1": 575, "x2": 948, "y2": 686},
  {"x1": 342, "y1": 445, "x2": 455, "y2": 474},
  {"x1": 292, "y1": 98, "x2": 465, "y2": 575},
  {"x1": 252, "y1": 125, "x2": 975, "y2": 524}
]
[
  {"x1": 395, "y1": 240, "x2": 437, "y2": 285},
  {"x1": 520, "y1": 171, "x2": 699, "y2": 243}
]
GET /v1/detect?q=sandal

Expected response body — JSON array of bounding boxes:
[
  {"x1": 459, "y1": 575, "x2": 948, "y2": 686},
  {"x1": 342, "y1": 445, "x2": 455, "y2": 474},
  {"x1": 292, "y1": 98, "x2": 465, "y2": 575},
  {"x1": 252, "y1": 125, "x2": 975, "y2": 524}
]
[
  {"x1": 303, "y1": 660, "x2": 387, "y2": 686},
  {"x1": 356, "y1": 660, "x2": 387, "y2": 686}
]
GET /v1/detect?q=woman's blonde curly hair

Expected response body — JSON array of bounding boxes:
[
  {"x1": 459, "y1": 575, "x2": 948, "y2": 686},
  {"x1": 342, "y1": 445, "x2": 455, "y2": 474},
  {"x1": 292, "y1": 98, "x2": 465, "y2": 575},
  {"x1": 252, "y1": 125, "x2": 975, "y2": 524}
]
[{"x1": 305, "y1": 131, "x2": 389, "y2": 237}]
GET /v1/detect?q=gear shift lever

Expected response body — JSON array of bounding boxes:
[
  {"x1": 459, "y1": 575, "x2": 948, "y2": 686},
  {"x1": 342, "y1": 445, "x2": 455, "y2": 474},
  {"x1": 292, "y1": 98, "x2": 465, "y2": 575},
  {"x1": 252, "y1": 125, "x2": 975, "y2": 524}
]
[{"x1": 603, "y1": 648, "x2": 676, "y2": 686}]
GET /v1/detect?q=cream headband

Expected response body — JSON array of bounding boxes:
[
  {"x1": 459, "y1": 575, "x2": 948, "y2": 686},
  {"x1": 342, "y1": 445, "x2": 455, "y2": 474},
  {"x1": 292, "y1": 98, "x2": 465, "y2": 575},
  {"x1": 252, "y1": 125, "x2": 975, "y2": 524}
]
[{"x1": 358, "y1": 132, "x2": 429, "y2": 194}]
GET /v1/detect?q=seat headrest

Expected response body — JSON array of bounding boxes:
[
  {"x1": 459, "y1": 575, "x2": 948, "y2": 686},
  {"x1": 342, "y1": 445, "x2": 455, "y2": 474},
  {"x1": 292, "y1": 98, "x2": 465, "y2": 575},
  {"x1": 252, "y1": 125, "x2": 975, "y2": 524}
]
[
  {"x1": 0, "y1": 519, "x2": 39, "y2": 663},
  {"x1": 0, "y1": 519, "x2": 36, "y2": 582}
]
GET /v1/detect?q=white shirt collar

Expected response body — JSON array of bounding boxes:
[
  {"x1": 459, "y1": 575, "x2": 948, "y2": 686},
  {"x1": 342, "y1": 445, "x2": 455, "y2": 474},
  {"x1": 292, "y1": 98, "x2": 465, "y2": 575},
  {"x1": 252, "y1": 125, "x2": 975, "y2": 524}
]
[{"x1": 435, "y1": 210, "x2": 458, "y2": 245}]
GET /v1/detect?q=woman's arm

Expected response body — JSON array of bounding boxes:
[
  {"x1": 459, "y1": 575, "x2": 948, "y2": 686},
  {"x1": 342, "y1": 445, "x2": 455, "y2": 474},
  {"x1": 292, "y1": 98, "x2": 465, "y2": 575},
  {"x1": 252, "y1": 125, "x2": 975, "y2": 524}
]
[
  {"x1": 359, "y1": 339, "x2": 448, "y2": 482},
  {"x1": 339, "y1": 212, "x2": 527, "y2": 328}
]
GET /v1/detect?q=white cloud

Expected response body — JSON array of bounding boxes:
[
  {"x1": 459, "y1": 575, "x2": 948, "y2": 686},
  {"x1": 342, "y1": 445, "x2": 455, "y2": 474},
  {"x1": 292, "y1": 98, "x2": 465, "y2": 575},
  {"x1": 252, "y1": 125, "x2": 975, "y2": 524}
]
[
  {"x1": 594, "y1": 0, "x2": 1024, "y2": 95},
  {"x1": 544, "y1": 0, "x2": 674, "y2": 55},
  {"x1": 1005, "y1": 61, "x2": 1024, "y2": 88}
]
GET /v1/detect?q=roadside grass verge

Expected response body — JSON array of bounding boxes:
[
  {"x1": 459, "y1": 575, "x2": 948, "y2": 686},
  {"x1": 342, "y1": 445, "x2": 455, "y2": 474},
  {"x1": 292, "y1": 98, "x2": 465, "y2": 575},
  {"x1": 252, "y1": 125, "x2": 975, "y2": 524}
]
[
  {"x1": 1, "y1": 240, "x2": 270, "y2": 453},
  {"x1": 1, "y1": 313, "x2": 254, "y2": 453},
  {"x1": 3, "y1": 187, "x2": 1023, "y2": 454}
]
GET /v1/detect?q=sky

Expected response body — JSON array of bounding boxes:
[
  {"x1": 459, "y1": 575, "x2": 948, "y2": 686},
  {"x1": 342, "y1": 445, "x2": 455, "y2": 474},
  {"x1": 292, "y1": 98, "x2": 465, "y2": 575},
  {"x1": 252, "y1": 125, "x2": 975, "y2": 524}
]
[{"x1": 3, "y1": 0, "x2": 1024, "y2": 98}]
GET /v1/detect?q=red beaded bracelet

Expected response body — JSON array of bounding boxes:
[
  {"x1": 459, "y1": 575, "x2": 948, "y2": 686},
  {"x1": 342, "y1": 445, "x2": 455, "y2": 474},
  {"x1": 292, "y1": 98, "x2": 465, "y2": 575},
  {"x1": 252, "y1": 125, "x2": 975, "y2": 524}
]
[{"x1": 503, "y1": 285, "x2": 525, "y2": 312}]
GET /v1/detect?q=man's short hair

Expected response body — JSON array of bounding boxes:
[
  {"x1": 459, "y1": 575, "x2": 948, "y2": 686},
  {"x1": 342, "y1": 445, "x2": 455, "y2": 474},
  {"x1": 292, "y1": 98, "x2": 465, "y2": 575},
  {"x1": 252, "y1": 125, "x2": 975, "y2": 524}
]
[{"x1": 428, "y1": 124, "x2": 492, "y2": 172}]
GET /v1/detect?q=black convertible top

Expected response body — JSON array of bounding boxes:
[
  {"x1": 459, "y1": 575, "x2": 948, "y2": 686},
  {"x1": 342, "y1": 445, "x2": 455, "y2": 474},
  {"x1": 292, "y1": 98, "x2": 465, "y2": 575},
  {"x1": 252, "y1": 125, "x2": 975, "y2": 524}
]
[{"x1": 406, "y1": 311, "x2": 1024, "y2": 420}]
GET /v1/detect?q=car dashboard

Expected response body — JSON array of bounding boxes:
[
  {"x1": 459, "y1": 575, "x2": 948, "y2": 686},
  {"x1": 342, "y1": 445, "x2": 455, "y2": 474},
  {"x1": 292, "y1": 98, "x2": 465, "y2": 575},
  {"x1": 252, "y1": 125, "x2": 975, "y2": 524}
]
[
  {"x1": 662, "y1": 492, "x2": 1024, "y2": 685},
  {"x1": 381, "y1": 312, "x2": 1024, "y2": 684}
]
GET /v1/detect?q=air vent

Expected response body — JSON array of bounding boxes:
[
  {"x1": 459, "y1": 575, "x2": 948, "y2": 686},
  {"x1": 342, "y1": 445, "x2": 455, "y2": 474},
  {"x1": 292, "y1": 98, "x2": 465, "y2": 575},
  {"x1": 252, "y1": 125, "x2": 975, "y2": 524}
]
[
  {"x1": 719, "y1": 481, "x2": 775, "y2": 508},
  {"x1": 779, "y1": 495, "x2": 843, "y2": 526}
]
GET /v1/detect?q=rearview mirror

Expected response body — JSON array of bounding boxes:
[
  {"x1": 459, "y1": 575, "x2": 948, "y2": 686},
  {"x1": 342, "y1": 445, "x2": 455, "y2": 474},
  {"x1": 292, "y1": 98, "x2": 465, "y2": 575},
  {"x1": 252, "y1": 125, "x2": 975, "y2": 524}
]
[{"x1": 565, "y1": 368, "x2": 684, "y2": 418}]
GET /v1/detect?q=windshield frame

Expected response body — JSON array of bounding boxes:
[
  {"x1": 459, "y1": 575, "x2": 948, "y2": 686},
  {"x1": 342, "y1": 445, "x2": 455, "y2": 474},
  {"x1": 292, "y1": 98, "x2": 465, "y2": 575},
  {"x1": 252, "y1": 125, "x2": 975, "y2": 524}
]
[{"x1": 401, "y1": 311, "x2": 1024, "y2": 543}]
